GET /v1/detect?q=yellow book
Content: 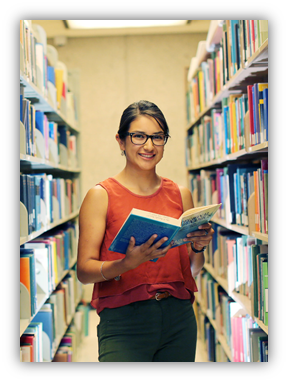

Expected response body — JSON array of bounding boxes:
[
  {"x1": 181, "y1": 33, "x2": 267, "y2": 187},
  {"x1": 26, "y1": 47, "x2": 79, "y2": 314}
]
[
  {"x1": 229, "y1": 94, "x2": 242, "y2": 153},
  {"x1": 55, "y1": 69, "x2": 64, "y2": 109}
]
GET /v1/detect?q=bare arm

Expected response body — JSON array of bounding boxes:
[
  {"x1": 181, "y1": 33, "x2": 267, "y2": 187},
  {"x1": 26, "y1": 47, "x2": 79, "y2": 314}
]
[
  {"x1": 179, "y1": 185, "x2": 214, "y2": 277},
  {"x1": 77, "y1": 185, "x2": 172, "y2": 284}
]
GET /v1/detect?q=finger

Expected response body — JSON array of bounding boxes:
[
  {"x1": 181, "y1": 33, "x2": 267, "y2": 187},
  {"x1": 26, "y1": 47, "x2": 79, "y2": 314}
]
[
  {"x1": 152, "y1": 236, "x2": 169, "y2": 249},
  {"x1": 151, "y1": 242, "x2": 172, "y2": 260},
  {"x1": 186, "y1": 230, "x2": 208, "y2": 239},
  {"x1": 184, "y1": 236, "x2": 211, "y2": 245},
  {"x1": 127, "y1": 236, "x2": 136, "y2": 251},
  {"x1": 142, "y1": 234, "x2": 158, "y2": 249},
  {"x1": 198, "y1": 223, "x2": 211, "y2": 230}
]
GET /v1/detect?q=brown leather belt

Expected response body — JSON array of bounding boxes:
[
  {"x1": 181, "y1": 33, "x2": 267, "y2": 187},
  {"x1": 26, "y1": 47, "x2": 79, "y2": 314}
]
[{"x1": 150, "y1": 291, "x2": 171, "y2": 301}]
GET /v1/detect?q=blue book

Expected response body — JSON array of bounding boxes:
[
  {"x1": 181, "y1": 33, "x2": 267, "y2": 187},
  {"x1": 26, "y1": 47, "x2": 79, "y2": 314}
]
[
  {"x1": 109, "y1": 204, "x2": 221, "y2": 258},
  {"x1": 63, "y1": 230, "x2": 70, "y2": 269},
  {"x1": 30, "y1": 175, "x2": 41, "y2": 231},
  {"x1": 263, "y1": 88, "x2": 268, "y2": 141},
  {"x1": 35, "y1": 110, "x2": 45, "y2": 136},
  {"x1": 20, "y1": 94, "x2": 23, "y2": 123},
  {"x1": 47, "y1": 66, "x2": 55, "y2": 85},
  {"x1": 58, "y1": 126, "x2": 68, "y2": 147},
  {"x1": 32, "y1": 308, "x2": 54, "y2": 361},
  {"x1": 49, "y1": 122, "x2": 55, "y2": 140},
  {"x1": 223, "y1": 106, "x2": 230, "y2": 154},
  {"x1": 230, "y1": 20, "x2": 239, "y2": 75},
  {"x1": 56, "y1": 178, "x2": 62, "y2": 219}
]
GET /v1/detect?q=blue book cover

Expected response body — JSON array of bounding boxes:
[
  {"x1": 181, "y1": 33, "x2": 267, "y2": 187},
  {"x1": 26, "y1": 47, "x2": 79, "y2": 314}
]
[
  {"x1": 63, "y1": 230, "x2": 70, "y2": 269},
  {"x1": 58, "y1": 126, "x2": 68, "y2": 147},
  {"x1": 233, "y1": 172, "x2": 240, "y2": 224},
  {"x1": 47, "y1": 66, "x2": 55, "y2": 85},
  {"x1": 230, "y1": 20, "x2": 239, "y2": 75},
  {"x1": 20, "y1": 174, "x2": 28, "y2": 211},
  {"x1": 32, "y1": 309, "x2": 53, "y2": 361},
  {"x1": 56, "y1": 178, "x2": 62, "y2": 220},
  {"x1": 49, "y1": 122, "x2": 55, "y2": 140},
  {"x1": 32, "y1": 175, "x2": 41, "y2": 231},
  {"x1": 20, "y1": 94, "x2": 23, "y2": 123},
  {"x1": 263, "y1": 88, "x2": 268, "y2": 141},
  {"x1": 109, "y1": 204, "x2": 221, "y2": 257},
  {"x1": 223, "y1": 106, "x2": 229, "y2": 154},
  {"x1": 35, "y1": 110, "x2": 45, "y2": 136}
]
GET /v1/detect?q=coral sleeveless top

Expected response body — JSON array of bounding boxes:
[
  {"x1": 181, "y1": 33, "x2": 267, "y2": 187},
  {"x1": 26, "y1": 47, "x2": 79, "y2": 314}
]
[{"x1": 91, "y1": 177, "x2": 198, "y2": 313}]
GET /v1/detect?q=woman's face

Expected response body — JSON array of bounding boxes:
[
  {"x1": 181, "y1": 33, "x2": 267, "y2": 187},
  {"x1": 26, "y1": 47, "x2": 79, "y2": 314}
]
[{"x1": 117, "y1": 115, "x2": 166, "y2": 172}]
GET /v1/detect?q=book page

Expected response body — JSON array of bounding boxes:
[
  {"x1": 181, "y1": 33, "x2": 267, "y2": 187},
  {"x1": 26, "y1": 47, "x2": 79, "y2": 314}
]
[
  {"x1": 131, "y1": 208, "x2": 180, "y2": 225},
  {"x1": 181, "y1": 204, "x2": 221, "y2": 223}
]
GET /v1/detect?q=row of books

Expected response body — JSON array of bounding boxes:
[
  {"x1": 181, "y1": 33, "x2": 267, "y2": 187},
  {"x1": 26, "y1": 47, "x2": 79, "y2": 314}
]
[
  {"x1": 222, "y1": 20, "x2": 268, "y2": 83},
  {"x1": 20, "y1": 267, "x2": 82, "y2": 361},
  {"x1": 230, "y1": 313, "x2": 268, "y2": 362},
  {"x1": 207, "y1": 223, "x2": 268, "y2": 325},
  {"x1": 186, "y1": 83, "x2": 268, "y2": 168},
  {"x1": 20, "y1": 293, "x2": 88, "y2": 362},
  {"x1": 20, "y1": 221, "x2": 79, "y2": 318},
  {"x1": 196, "y1": 271, "x2": 268, "y2": 361},
  {"x1": 186, "y1": 20, "x2": 268, "y2": 124},
  {"x1": 20, "y1": 93, "x2": 78, "y2": 166},
  {"x1": 20, "y1": 20, "x2": 78, "y2": 124},
  {"x1": 189, "y1": 160, "x2": 268, "y2": 232},
  {"x1": 52, "y1": 304, "x2": 90, "y2": 362},
  {"x1": 187, "y1": 45, "x2": 224, "y2": 122},
  {"x1": 20, "y1": 173, "x2": 80, "y2": 235}
]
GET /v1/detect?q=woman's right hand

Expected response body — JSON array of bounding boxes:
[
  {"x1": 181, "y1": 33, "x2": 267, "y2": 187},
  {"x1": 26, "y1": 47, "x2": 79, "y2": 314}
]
[{"x1": 123, "y1": 234, "x2": 172, "y2": 270}]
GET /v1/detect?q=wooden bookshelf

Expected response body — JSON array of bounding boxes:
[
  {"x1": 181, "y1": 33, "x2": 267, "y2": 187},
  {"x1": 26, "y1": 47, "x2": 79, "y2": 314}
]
[{"x1": 186, "y1": 20, "x2": 268, "y2": 362}]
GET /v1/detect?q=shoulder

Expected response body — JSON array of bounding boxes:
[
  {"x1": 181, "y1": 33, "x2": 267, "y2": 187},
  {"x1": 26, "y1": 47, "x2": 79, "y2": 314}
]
[
  {"x1": 177, "y1": 184, "x2": 194, "y2": 211},
  {"x1": 79, "y1": 184, "x2": 108, "y2": 217}
]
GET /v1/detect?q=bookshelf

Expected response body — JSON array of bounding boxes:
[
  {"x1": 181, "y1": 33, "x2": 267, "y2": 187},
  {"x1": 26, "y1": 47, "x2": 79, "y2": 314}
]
[
  {"x1": 185, "y1": 20, "x2": 268, "y2": 362},
  {"x1": 20, "y1": 20, "x2": 86, "y2": 362}
]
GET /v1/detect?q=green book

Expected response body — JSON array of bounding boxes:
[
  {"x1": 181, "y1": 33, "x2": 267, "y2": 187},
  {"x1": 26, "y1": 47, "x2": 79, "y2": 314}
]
[{"x1": 251, "y1": 244, "x2": 268, "y2": 318}]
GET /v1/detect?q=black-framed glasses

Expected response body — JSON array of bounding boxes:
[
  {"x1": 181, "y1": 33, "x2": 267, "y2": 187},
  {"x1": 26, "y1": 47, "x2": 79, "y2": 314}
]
[{"x1": 125, "y1": 132, "x2": 170, "y2": 146}]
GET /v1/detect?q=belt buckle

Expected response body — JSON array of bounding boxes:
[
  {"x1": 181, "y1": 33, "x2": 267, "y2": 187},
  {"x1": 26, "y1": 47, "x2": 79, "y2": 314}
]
[{"x1": 155, "y1": 292, "x2": 162, "y2": 301}]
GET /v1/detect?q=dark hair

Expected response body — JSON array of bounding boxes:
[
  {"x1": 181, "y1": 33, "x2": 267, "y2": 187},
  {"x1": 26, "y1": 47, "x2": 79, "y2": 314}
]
[{"x1": 117, "y1": 100, "x2": 170, "y2": 140}]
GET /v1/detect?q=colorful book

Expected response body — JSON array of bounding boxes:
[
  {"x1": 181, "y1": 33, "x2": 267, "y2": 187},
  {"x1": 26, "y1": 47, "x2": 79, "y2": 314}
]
[{"x1": 247, "y1": 85, "x2": 255, "y2": 146}]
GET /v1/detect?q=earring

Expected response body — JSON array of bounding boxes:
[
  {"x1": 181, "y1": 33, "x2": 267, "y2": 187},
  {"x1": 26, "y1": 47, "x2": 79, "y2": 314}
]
[{"x1": 121, "y1": 150, "x2": 125, "y2": 156}]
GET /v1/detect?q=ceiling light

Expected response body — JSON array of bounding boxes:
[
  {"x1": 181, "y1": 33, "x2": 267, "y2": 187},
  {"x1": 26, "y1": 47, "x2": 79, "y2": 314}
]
[{"x1": 66, "y1": 20, "x2": 187, "y2": 29}]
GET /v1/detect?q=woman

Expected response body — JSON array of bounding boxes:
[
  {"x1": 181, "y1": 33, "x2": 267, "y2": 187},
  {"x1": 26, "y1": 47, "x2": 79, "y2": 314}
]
[{"x1": 77, "y1": 100, "x2": 214, "y2": 362}]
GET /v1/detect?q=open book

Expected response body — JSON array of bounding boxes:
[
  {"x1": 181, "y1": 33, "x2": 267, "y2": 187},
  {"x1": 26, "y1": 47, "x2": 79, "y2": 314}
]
[{"x1": 109, "y1": 204, "x2": 221, "y2": 256}]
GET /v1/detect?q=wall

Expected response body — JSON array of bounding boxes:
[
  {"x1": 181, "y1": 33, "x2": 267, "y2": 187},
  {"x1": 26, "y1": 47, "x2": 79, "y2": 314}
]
[{"x1": 50, "y1": 32, "x2": 207, "y2": 200}]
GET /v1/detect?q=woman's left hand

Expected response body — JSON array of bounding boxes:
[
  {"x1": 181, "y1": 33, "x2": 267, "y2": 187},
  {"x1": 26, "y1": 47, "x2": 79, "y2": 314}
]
[{"x1": 185, "y1": 223, "x2": 214, "y2": 251}]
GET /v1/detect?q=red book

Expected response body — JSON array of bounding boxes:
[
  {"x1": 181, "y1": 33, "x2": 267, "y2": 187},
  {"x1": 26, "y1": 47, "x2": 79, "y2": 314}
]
[
  {"x1": 254, "y1": 170, "x2": 260, "y2": 232},
  {"x1": 250, "y1": 20, "x2": 255, "y2": 53},
  {"x1": 247, "y1": 85, "x2": 255, "y2": 146},
  {"x1": 20, "y1": 335, "x2": 34, "y2": 362}
]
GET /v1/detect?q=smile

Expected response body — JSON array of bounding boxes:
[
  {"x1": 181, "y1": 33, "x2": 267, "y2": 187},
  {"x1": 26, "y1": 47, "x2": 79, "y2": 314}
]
[{"x1": 139, "y1": 153, "x2": 155, "y2": 159}]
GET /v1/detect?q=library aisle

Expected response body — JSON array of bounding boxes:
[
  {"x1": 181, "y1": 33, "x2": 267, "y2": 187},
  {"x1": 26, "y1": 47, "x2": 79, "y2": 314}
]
[{"x1": 76, "y1": 309, "x2": 206, "y2": 362}]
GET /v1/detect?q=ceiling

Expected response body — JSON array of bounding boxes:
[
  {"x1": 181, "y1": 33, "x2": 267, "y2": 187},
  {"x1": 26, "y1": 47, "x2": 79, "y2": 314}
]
[{"x1": 31, "y1": 20, "x2": 211, "y2": 38}]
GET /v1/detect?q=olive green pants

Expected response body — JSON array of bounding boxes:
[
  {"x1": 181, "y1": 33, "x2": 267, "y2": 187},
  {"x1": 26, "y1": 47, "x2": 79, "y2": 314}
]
[{"x1": 97, "y1": 296, "x2": 197, "y2": 362}]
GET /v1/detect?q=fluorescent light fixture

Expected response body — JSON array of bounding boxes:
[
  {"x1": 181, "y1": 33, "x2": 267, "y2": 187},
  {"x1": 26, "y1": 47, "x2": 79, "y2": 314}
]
[{"x1": 67, "y1": 20, "x2": 187, "y2": 29}]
